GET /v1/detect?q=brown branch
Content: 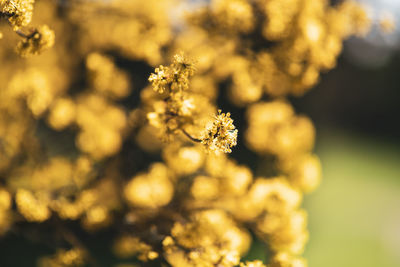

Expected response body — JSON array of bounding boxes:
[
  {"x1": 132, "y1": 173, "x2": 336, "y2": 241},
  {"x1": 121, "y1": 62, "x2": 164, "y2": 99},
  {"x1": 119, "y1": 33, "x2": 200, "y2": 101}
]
[
  {"x1": 0, "y1": 11, "x2": 13, "y2": 19},
  {"x1": 15, "y1": 30, "x2": 29, "y2": 38},
  {"x1": 181, "y1": 129, "x2": 202, "y2": 143}
]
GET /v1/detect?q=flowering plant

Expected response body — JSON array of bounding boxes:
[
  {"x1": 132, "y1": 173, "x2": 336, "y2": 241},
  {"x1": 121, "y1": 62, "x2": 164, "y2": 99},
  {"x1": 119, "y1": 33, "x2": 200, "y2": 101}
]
[{"x1": 0, "y1": 0, "x2": 388, "y2": 266}]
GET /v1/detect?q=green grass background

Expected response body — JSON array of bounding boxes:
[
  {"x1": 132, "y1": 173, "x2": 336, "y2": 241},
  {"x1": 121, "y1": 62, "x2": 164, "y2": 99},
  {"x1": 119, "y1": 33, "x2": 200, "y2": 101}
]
[{"x1": 303, "y1": 130, "x2": 400, "y2": 267}]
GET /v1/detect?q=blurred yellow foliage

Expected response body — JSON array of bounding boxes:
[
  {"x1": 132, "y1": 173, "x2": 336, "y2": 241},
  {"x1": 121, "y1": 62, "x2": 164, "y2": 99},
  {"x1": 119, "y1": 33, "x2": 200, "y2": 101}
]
[{"x1": 0, "y1": 0, "x2": 390, "y2": 266}]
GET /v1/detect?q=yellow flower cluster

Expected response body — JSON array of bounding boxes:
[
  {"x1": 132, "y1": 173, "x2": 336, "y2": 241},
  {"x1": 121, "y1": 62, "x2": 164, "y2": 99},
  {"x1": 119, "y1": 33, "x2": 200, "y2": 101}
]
[
  {"x1": 86, "y1": 53, "x2": 131, "y2": 99},
  {"x1": 124, "y1": 163, "x2": 174, "y2": 208},
  {"x1": 113, "y1": 236, "x2": 159, "y2": 261},
  {"x1": 201, "y1": 111, "x2": 238, "y2": 153},
  {"x1": 176, "y1": 0, "x2": 379, "y2": 103},
  {"x1": 16, "y1": 24, "x2": 55, "y2": 57},
  {"x1": 8, "y1": 155, "x2": 117, "y2": 230},
  {"x1": 38, "y1": 248, "x2": 86, "y2": 267},
  {"x1": 147, "y1": 54, "x2": 238, "y2": 153},
  {"x1": 245, "y1": 100, "x2": 321, "y2": 193},
  {"x1": 75, "y1": 93, "x2": 127, "y2": 159},
  {"x1": 1, "y1": 0, "x2": 54, "y2": 55},
  {"x1": 118, "y1": 134, "x2": 310, "y2": 265},
  {"x1": 16, "y1": 189, "x2": 51, "y2": 222},
  {"x1": 0, "y1": 188, "x2": 12, "y2": 235},
  {"x1": 245, "y1": 101, "x2": 315, "y2": 156},
  {"x1": 147, "y1": 54, "x2": 202, "y2": 137},
  {"x1": 163, "y1": 209, "x2": 250, "y2": 266},
  {"x1": 1, "y1": 0, "x2": 34, "y2": 30},
  {"x1": 241, "y1": 260, "x2": 267, "y2": 267},
  {"x1": 149, "y1": 53, "x2": 196, "y2": 94},
  {"x1": 67, "y1": 0, "x2": 173, "y2": 64},
  {"x1": 0, "y1": 0, "x2": 388, "y2": 266}
]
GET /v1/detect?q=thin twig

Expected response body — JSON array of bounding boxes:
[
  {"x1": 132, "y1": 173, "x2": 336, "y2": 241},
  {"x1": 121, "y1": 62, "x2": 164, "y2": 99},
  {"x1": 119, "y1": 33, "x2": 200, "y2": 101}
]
[
  {"x1": 0, "y1": 11, "x2": 13, "y2": 19},
  {"x1": 181, "y1": 129, "x2": 202, "y2": 143},
  {"x1": 15, "y1": 30, "x2": 29, "y2": 38}
]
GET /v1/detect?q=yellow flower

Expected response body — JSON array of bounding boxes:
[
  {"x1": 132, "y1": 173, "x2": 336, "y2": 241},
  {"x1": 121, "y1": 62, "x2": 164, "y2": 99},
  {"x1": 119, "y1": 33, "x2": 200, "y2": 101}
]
[
  {"x1": 201, "y1": 110, "x2": 238, "y2": 153},
  {"x1": 16, "y1": 24, "x2": 55, "y2": 57},
  {"x1": 149, "y1": 65, "x2": 171, "y2": 94},
  {"x1": 1, "y1": 0, "x2": 35, "y2": 30}
]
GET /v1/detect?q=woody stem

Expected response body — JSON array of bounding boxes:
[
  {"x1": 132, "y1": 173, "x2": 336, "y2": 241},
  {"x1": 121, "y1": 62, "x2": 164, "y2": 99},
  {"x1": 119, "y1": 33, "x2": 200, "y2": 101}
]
[
  {"x1": 181, "y1": 129, "x2": 202, "y2": 143},
  {"x1": 0, "y1": 11, "x2": 13, "y2": 19},
  {"x1": 15, "y1": 30, "x2": 30, "y2": 38}
]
